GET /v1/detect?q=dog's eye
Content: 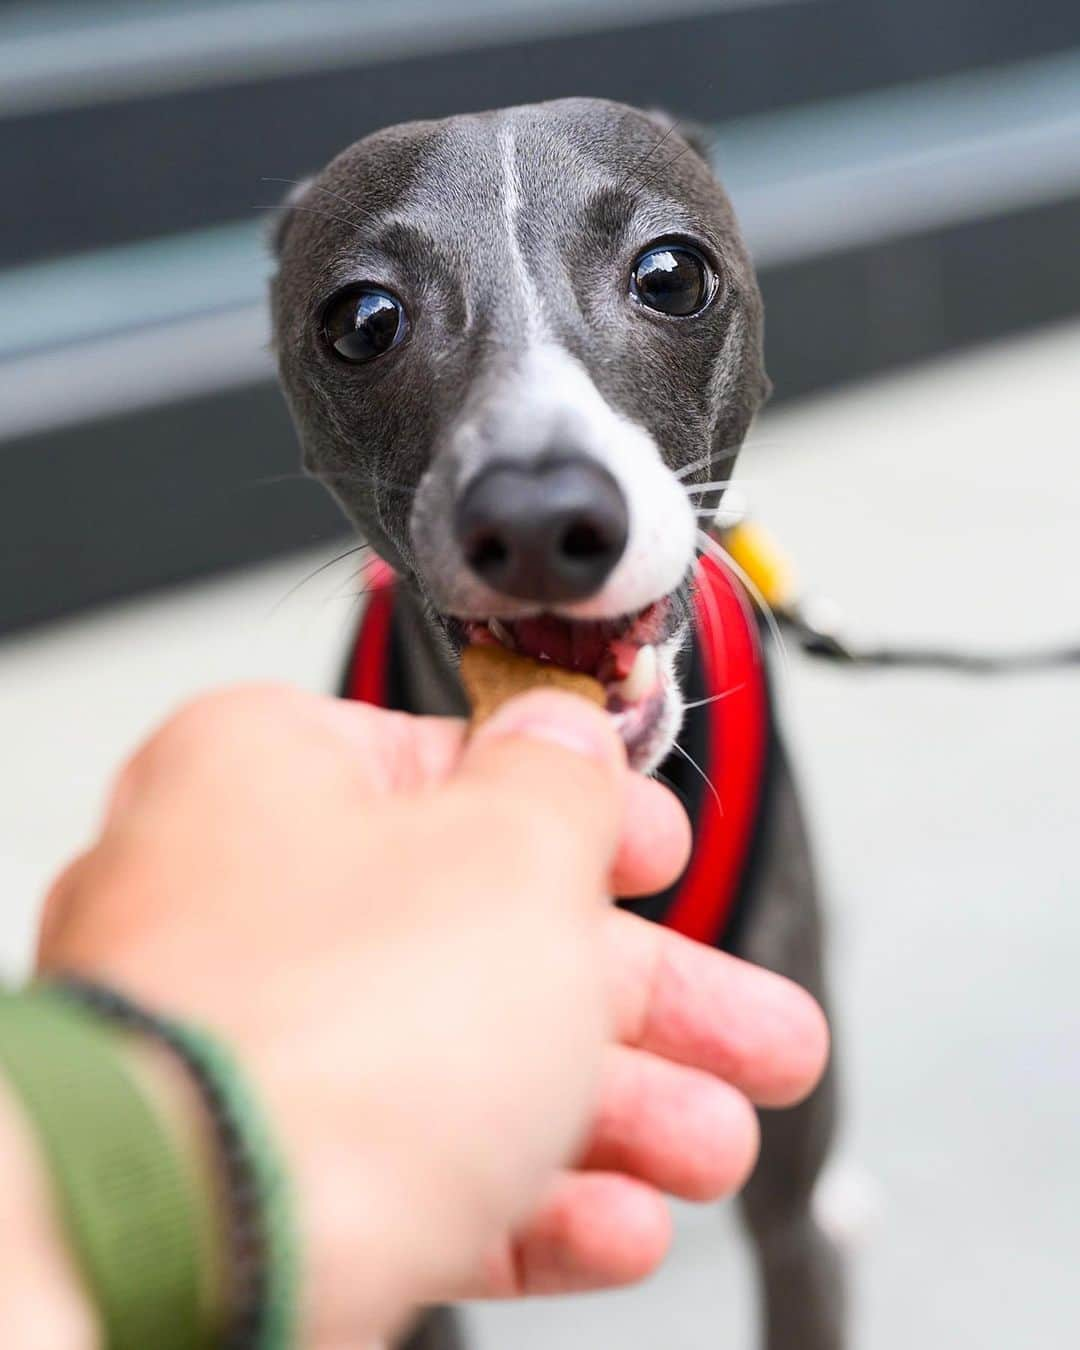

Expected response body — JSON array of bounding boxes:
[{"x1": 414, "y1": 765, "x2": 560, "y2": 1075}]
[
  {"x1": 630, "y1": 244, "x2": 714, "y2": 317},
  {"x1": 322, "y1": 286, "x2": 409, "y2": 363}
]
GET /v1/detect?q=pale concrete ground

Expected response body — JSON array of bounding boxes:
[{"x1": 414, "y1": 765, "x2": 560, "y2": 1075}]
[{"x1": 1, "y1": 321, "x2": 1078, "y2": 1347}]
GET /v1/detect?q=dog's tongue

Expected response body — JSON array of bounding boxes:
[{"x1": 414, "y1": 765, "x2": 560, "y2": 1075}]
[
  {"x1": 605, "y1": 637, "x2": 644, "y2": 681},
  {"x1": 509, "y1": 615, "x2": 609, "y2": 673},
  {"x1": 503, "y1": 617, "x2": 647, "y2": 682}
]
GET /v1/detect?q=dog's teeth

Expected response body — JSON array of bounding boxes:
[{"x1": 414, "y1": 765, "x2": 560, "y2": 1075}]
[
  {"x1": 615, "y1": 644, "x2": 658, "y2": 703},
  {"x1": 488, "y1": 619, "x2": 514, "y2": 648}
]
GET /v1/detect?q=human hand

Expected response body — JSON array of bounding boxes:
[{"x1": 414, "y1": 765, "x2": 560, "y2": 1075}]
[
  {"x1": 37, "y1": 684, "x2": 827, "y2": 1346},
  {"x1": 36, "y1": 683, "x2": 686, "y2": 1343}
]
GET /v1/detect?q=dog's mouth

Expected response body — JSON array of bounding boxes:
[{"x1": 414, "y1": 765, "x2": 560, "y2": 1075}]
[{"x1": 454, "y1": 598, "x2": 678, "y2": 761}]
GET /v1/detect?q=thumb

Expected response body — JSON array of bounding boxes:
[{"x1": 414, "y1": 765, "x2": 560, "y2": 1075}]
[{"x1": 452, "y1": 690, "x2": 629, "y2": 889}]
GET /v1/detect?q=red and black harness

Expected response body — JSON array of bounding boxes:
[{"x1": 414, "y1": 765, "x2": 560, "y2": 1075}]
[{"x1": 343, "y1": 556, "x2": 774, "y2": 952}]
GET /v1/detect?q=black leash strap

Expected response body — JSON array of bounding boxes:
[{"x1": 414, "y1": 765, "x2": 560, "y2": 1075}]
[
  {"x1": 782, "y1": 611, "x2": 1080, "y2": 674},
  {"x1": 713, "y1": 516, "x2": 1079, "y2": 677}
]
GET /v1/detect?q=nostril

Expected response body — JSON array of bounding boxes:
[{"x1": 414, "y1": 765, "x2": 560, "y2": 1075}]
[
  {"x1": 454, "y1": 457, "x2": 628, "y2": 602},
  {"x1": 560, "y1": 519, "x2": 611, "y2": 561},
  {"x1": 466, "y1": 532, "x2": 510, "y2": 573}
]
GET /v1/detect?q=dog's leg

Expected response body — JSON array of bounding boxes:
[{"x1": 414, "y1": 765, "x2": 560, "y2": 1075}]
[
  {"x1": 734, "y1": 741, "x2": 846, "y2": 1350},
  {"x1": 397, "y1": 1307, "x2": 467, "y2": 1350}
]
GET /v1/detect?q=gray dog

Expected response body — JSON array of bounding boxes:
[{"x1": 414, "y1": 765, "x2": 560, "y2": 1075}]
[{"x1": 271, "y1": 98, "x2": 843, "y2": 1350}]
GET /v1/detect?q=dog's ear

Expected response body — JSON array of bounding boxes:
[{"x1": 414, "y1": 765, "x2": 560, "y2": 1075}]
[
  {"x1": 266, "y1": 176, "x2": 314, "y2": 260},
  {"x1": 641, "y1": 110, "x2": 714, "y2": 168}
]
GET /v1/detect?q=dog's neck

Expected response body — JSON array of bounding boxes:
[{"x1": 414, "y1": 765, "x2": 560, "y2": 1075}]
[{"x1": 392, "y1": 584, "x2": 470, "y2": 718}]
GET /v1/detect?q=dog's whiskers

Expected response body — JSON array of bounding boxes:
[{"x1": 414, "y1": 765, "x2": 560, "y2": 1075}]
[
  {"x1": 673, "y1": 446, "x2": 741, "y2": 481},
  {"x1": 254, "y1": 202, "x2": 365, "y2": 236},
  {"x1": 669, "y1": 739, "x2": 724, "y2": 816},
  {"x1": 345, "y1": 578, "x2": 396, "y2": 611},
  {"x1": 323, "y1": 469, "x2": 415, "y2": 496},
  {"x1": 682, "y1": 683, "x2": 746, "y2": 711},
  {"x1": 329, "y1": 568, "x2": 393, "y2": 608},
  {"x1": 673, "y1": 451, "x2": 716, "y2": 481},
  {"x1": 682, "y1": 479, "x2": 742, "y2": 494},
  {"x1": 248, "y1": 471, "x2": 311, "y2": 488},
  {"x1": 620, "y1": 119, "x2": 679, "y2": 193},
  {"x1": 368, "y1": 474, "x2": 418, "y2": 500},
  {"x1": 694, "y1": 507, "x2": 753, "y2": 522},
  {"x1": 638, "y1": 140, "x2": 696, "y2": 196},
  {"x1": 253, "y1": 465, "x2": 415, "y2": 496},
  {"x1": 261, "y1": 176, "x2": 370, "y2": 230},
  {"x1": 269, "y1": 544, "x2": 374, "y2": 614},
  {"x1": 651, "y1": 767, "x2": 693, "y2": 812},
  {"x1": 675, "y1": 435, "x2": 789, "y2": 484},
  {"x1": 695, "y1": 528, "x2": 790, "y2": 679}
]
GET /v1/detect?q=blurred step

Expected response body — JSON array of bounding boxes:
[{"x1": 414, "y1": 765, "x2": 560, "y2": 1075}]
[
  {"x1": 4, "y1": 0, "x2": 1080, "y2": 264},
  {"x1": 2, "y1": 47, "x2": 1079, "y2": 633}
]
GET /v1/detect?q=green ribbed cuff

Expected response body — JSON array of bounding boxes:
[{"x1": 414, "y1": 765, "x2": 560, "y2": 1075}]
[{"x1": 0, "y1": 989, "x2": 210, "y2": 1350}]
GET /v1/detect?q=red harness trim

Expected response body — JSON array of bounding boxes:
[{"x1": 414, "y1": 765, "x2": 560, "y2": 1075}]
[
  {"x1": 663, "y1": 555, "x2": 767, "y2": 945},
  {"x1": 345, "y1": 557, "x2": 767, "y2": 948},
  {"x1": 345, "y1": 563, "x2": 396, "y2": 706}
]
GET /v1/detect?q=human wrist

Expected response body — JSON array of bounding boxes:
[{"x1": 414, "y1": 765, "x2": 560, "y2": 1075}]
[
  {"x1": 0, "y1": 978, "x2": 292, "y2": 1350},
  {"x1": 49, "y1": 976, "x2": 300, "y2": 1349},
  {"x1": 121, "y1": 1033, "x2": 231, "y2": 1334},
  {"x1": 0, "y1": 1035, "x2": 232, "y2": 1349},
  {"x1": 0, "y1": 1076, "x2": 100, "y2": 1349}
]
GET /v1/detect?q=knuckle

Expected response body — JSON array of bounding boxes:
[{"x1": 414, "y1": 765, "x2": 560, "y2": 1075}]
[
  {"x1": 172, "y1": 682, "x2": 299, "y2": 736},
  {"x1": 107, "y1": 751, "x2": 146, "y2": 809},
  {"x1": 38, "y1": 854, "x2": 91, "y2": 957},
  {"x1": 142, "y1": 683, "x2": 300, "y2": 769}
]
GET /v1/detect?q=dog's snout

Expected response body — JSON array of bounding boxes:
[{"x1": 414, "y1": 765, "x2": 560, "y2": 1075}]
[{"x1": 455, "y1": 457, "x2": 629, "y2": 603}]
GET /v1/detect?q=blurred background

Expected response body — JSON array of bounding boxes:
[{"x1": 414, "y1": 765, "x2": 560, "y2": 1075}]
[{"x1": 1, "y1": 1, "x2": 1078, "y2": 1345}]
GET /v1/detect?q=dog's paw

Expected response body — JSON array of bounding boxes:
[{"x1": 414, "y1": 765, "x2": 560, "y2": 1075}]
[{"x1": 812, "y1": 1159, "x2": 884, "y2": 1249}]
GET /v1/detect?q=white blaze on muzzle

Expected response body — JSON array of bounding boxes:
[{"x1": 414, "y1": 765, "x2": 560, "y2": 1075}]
[{"x1": 485, "y1": 341, "x2": 697, "y2": 622}]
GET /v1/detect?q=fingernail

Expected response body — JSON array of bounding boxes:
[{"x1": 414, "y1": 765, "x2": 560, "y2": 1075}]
[{"x1": 476, "y1": 691, "x2": 619, "y2": 764}]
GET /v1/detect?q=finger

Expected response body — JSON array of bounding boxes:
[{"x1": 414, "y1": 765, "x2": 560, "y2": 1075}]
[
  {"x1": 37, "y1": 854, "x2": 90, "y2": 962},
  {"x1": 577, "y1": 1045, "x2": 759, "y2": 1200},
  {"x1": 304, "y1": 698, "x2": 468, "y2": 793},
  {"x1": 307, "y1": 693, "x2": 692, "y2": 893},
  {"x1": 109, "y1": 688, "x2": 472, "y2": 823},
  {"x1": 452, "y1": 691, "x2": 629, "y2": 885},
  {"x1": 470, "y1": 1172, "x2": 672, "y2": 1298},
  {"x1": 607, "y1": 910, "x2": 830, "y2": 1107},
  {"x1": 611, "y1": 773, "x2": 692, "y2": 897}
]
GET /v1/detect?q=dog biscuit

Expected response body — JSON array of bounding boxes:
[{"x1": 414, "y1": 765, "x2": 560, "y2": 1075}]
[{"x1": 460, "y1": 644, "x2": 606, "y2": 725}]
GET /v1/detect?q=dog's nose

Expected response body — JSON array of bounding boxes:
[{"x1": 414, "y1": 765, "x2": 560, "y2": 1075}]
[{"x1": 455, "y1": 457, "x2": 629, "y2": 603}]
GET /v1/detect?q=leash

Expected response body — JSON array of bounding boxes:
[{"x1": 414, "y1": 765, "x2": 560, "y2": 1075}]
[{"x1": 718, "y1": 516, "x2": 1080, "y2": 675}]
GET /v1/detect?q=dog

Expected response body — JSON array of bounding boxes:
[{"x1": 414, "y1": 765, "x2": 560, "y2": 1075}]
[{"x1": 270, "y1": 98, "x2": 843, "y2": 1350}]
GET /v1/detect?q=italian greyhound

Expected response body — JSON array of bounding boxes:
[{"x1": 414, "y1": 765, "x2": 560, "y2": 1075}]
[{"x1": 270, "y1": 98, "x2": 843, "y2": 1350}]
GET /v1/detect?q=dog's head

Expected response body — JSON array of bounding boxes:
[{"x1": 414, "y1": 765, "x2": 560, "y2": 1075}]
[{"x1": 271, "y1": 98, "x2": 767, "y2": 770}]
